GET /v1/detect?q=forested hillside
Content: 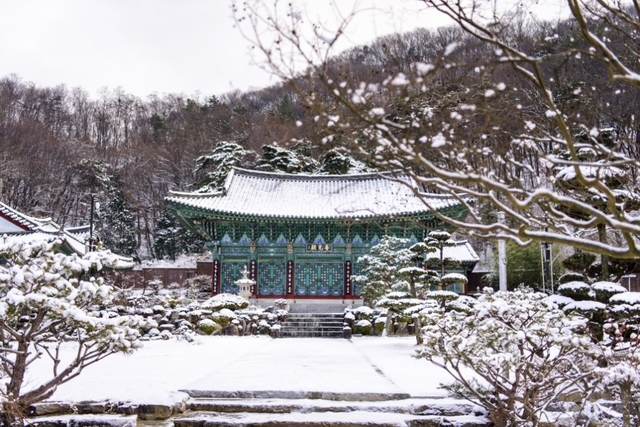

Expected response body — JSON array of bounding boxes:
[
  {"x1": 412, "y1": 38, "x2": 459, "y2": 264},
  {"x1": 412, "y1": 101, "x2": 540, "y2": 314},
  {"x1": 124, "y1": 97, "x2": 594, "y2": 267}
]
[{"x1": 1, "y1": 14, "x2": 636, "y2": 260}]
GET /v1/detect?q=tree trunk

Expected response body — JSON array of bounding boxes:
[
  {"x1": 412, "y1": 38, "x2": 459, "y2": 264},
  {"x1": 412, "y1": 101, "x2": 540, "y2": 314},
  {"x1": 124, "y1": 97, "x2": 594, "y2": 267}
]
[
  {"x1": 414, "y1": 316, "x2": 423, "y2": 345},
  {"x1": 598, "y1": 223, "x2": 609, "y2": 280}
]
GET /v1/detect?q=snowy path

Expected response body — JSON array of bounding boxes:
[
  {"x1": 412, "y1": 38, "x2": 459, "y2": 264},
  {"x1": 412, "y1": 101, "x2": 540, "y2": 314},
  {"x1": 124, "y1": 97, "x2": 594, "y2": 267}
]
[{"x1": 26, "y1": 336, "x2": 453, "y2": 405}]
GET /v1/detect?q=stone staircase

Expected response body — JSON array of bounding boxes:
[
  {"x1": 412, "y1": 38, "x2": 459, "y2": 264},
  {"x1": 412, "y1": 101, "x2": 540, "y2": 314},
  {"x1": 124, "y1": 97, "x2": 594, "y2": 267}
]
[
  {"x1": 26, "y1": 393, "x2": 490, "y2": 426},
  {"x1": 281, "y1": 313, "x2": 345, "y2": 338},
  {"x1": 172, "y1": 392, "x2": 490, "y2": 426}
]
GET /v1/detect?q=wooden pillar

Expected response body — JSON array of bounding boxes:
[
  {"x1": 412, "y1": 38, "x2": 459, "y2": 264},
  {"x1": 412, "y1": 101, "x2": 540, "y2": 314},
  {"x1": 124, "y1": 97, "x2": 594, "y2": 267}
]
[
  {"x1": 250, "y1": 260, "x2": 257, "y2": 295},
  {"x1": 286, "y1": 260, "x2": 295, "y2": 296},
  {"x1": 212, "y1": 260, "x2": 220, "y2": 295},
  {"x1": 344, "y1": 261, "x2": 352, "y2": 296}
]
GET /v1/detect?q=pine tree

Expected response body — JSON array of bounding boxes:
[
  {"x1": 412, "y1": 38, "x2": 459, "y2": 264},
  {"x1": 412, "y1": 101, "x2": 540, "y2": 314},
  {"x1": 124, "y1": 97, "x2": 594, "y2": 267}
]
[
  {"x1": 257, "y1": 142, "x2": 318, "y2": 173},
  {"x1": 318, "y1": 149, "x2": 374, "y2": 175},
  {"x1": 101, "y1": 179, "x2": 137, "y2": 258},
  {"x1": 153, "y1": 208, "x2": 206, "y2": 259},
  {"x1": 194, "y1": 141, "x2": 257, "y2": 192},
  {"x1": 353, "y1": 236, "x2": 416, "y2": 305}
]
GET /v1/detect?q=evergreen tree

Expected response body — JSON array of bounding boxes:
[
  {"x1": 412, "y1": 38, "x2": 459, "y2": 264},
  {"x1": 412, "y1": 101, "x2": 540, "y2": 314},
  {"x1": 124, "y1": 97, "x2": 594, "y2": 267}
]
[
  {"x1": 194, "y1": 141, "x2": 257, "y2": 192},
  {"x1": 318, "y1": 149, "x2": 374, "y2": 175},
  {"x1": 153, "y1": 209, "x2": 180, "y2": 260},
  {"x1": 424, "y1": 230, "x2": 459, "y2": 284},
  {"x1": 256, "y1": 142, "x2": 318, "y2": 173},
  {"x1": 153, "y1": 208, "x2": 206, "y2": 260},
  {"x1": 101, "y1": 178, "x2": 137, "y2": 258},
  {"x1": 352, "y1": 236, "x2": 416, "y2": 305},
  {"x1": 554, "y1": 129, "x2": 640, "y2": 280}
]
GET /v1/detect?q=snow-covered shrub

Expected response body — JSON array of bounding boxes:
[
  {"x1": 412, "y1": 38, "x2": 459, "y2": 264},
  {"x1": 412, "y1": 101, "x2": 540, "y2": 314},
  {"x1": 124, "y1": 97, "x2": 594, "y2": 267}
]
[
  {"x1": 374, "y1": 317, "x2": 386, "y2": 335},
  {"x1": 418, "y1": 288, "x2": 599, "y2": 427},
  {"x1": 343, "y1": 310, "x2": 355, "y2": 327},
  {"x1": 0, "y1": 238, "x2": 147, "y2": 425},
  {"x1": 258, "y1": 319, "x2": 271, "y2": 334},
  {"x1": 439, "y1": 273, "x2": 468, "y2": 290},
  {"x1": 557, "y1": 281, "x2": 592, "y2": 301},
  {"x1": 591, "y1": 281, "x2": 627, "y2": 303},
  {"x1": 197, "y1": 319, "x2": 220, "y2": 335},
  {"x1": 211, "y1": 308, "x2": 237, "y2": 327},
  {"x1": 352, "y1": 305, "x2": 374, "y2": 320},
  {"x1": 354, "y1": 319, "x2": 373, "y2": 335},
  {"x1": 273, "y1": 298, "x2": 288, "y2": 310},
  {"x1": 557, "y1": 272, "x2": 587, "y2": 285},
  {"x1": 201, "y1": 293, "x2": 249, "y2": 311},
  {"x1": 424, "y1": 290, "x2": 459, "y2": 308}
]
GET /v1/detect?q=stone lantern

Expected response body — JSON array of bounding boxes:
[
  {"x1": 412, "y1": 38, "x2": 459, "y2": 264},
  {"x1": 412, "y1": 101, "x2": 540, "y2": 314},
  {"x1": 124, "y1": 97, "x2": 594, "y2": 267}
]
[{"x1": 235, "y1": 266, "x2": 255, "y2": 299}]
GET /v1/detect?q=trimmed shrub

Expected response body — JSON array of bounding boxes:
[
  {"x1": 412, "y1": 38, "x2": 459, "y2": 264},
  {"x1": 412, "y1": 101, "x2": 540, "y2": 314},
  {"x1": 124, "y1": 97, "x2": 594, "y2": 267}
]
[
  {"x1": 198, "y1": 319, "x2": 220, "y2": 335},
  {"x1": 354, "y1": 319, "x2": 372, "y2": 335}
]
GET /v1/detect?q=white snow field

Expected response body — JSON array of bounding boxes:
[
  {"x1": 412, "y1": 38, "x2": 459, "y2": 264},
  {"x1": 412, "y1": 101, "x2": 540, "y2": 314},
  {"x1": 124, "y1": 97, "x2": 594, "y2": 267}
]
[{"x1": 26, "y1": 336, "x2": 454, "y2": 406}]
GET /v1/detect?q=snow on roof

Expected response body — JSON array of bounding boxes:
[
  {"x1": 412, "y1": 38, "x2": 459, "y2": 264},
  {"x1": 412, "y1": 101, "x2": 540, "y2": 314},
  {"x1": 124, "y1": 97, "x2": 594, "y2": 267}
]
[
  {"x1": 0, "y1": 200, "x2": 54, "y2": 231},
  {"x1": 166, "y1": 168, "x2": 461, "y2": 219},
  {"x1": 0, "y1": 200, "x2": 90, "y2": 256},
  {"x1": 425, "y1": 240, "x2": 479, "y2": 264}
]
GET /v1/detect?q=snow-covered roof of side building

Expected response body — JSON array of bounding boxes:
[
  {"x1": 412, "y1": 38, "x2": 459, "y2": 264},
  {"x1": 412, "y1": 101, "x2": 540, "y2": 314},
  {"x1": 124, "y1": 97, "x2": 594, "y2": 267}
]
[
  {"x1": 0, "y1": 201, "x2": 56, "y2": 232},
  {"x1": 0, "y1": 200, "x2": 88, "y2": 255},
  {"x1": 426, "y1": 241, "x2": 480, "y2": 265},
  {"x1": 166, "y1": 168, "x2": 462, "y2": 220}
]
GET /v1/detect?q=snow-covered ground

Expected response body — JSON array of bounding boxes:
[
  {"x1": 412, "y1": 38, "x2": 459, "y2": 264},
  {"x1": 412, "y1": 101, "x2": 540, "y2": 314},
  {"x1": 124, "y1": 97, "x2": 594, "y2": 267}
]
[{"x1": 25, "y1": 336, "x2": 455, "y2": 405}]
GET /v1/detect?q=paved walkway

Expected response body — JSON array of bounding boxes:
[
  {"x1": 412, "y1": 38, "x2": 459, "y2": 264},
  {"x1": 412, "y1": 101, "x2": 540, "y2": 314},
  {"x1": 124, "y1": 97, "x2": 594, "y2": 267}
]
[{"x1": 33, "y1": 336, "x2": 452, "y2": 404}]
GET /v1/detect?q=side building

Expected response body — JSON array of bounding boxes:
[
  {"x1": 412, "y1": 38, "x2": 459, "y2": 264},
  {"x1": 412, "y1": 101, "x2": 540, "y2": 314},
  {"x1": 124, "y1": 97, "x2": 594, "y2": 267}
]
[{"x1": 166, "y1": 168, "x2": 472, "y2": 304}]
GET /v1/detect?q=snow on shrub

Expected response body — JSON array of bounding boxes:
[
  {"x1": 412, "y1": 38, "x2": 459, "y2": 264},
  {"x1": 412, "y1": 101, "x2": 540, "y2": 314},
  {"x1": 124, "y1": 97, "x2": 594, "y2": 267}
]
[
  {"x1": 610, "y1": 292, "x2": 640, "y2": 305},
  {"x1": 354, "y1": 319, "x2": 373, "y2": 335},
  {"x1": 545, "y1": 294, "x2": 574, "y2": 308},
  {"x1": 564, "y1": 300, "x2": 607, "y2": 312},
  {"x1": 425, "y1": 290, "x2": 459, "y2": 308},
  {"x1": 591, "y1": 281, "x2": 627, "y2": 303},
  {"x1": 440, "y1": 273, "x2": 468, "y2": 288},
  {"x1": 557, "y1": 281, "x2": 592, "y2": 301},
  {"x1": 201, "y1": 293, "x2": 249, "y2": 311},
  {"x1": 211, "y1": 308, "x2": 237, "y2": 327},
  {"x1": 557, "y1": 272, "x2": 587, "y2": 284},
  {"x1": 353, "y1": 305, "x2": 374, "y2": 319},
  {"x1": 197, "y1": 319, "x2": 220, "y2": 335},
  {"x1": 418, "y1": 288, "x2": 599, "y2": 427},
  {"x1": 0, "y1": 237, "x2": 147, "y2": 425}
]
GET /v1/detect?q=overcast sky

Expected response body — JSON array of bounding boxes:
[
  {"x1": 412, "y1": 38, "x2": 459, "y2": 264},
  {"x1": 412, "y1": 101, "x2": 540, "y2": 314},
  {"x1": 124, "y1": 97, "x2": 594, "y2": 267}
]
[{"x1": 0, "y1": 1, "x2": 569, "y2": 100}]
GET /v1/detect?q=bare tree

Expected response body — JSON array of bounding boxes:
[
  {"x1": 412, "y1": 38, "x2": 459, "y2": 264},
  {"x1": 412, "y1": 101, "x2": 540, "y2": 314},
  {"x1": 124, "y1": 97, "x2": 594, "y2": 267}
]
[{"x1": 234, "y1": 0, "x2": 640, "y2": 261}]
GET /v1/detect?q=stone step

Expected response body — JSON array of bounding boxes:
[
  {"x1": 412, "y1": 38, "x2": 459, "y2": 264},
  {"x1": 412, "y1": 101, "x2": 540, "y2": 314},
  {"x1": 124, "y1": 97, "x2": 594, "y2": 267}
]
[
  {"x1": 281, "y1": 312, "x2": 346, "y2": 338},
  {"x1": 173, "y1": 410, "x2": 490, "y2": 427},
  {"x1": 187, "y1": 397, "x2": 480, "y2": 416},
  {"x1": 280, "y1": 332, "x2": 343, "y2": 338},
  {"x1": 285, "y1": 315, "x2": 343, "y2": 319},
  {"x1": 27, "y1": 414, "x2": 137, "y2": 427},
  {"x1": 181, "y1": 390, "x2": 412, "y2": 401},
  {"x1": 176, "y1": 392, "x2": 489, "y2": 426},
  {"x1": 281, "y1": 323, "x2": 344, "y2": 329}
]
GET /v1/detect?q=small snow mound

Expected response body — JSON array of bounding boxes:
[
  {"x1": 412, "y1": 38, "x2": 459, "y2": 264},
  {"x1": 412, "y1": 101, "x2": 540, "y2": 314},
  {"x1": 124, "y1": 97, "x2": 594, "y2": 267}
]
[
  {"x1": 564, "y1": 300, "x2": 606, "y2": 311},
  {"x1": 592, "y1": 281, "x2": 626, "y2": 293},
  {"x1": 557, "y1": 281, "x2": 590, "y2": 291},
  {"x1": 610, "y1": 292, "x2": 640, "y2": 305},
  {"x1": 546, "y1": 294, "x2": 574, "y2": 306}
]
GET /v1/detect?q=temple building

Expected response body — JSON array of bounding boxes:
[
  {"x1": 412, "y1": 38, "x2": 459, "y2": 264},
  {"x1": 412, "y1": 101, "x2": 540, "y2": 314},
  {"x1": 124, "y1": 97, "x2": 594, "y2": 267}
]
[{"x1": 166, "y1": 167, "x2": 475, "y2": 303}]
